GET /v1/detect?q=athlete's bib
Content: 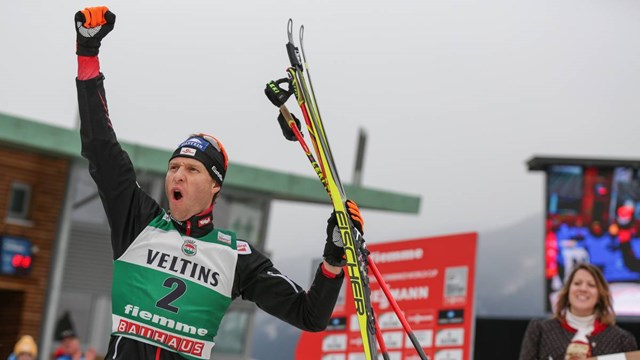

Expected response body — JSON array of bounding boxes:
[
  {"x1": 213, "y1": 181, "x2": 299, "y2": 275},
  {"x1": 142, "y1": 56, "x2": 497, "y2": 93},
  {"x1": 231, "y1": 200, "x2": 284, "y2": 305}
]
[{"x1": 111, "y1": 212, "x2": 238, "y2": 360}]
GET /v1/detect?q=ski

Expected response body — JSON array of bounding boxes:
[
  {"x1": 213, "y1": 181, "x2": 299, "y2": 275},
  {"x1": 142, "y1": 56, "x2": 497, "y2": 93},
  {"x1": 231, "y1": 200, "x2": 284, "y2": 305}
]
[
  {"x1": 285, "y1": 19, "x2": 380, "y2": 360},
  {"x1": 264, "y1": 18, "x2": 429, "y2": 360}
]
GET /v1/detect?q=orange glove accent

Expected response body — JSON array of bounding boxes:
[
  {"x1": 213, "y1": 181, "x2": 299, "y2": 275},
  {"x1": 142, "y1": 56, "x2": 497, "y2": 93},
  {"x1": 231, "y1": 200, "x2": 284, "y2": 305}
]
[
  {"x1": 346, "y1": 200, "x2": 364, "y2": 234},
  {"x1": 81, "y1": 6, "x2": 109, "y2": 28}
]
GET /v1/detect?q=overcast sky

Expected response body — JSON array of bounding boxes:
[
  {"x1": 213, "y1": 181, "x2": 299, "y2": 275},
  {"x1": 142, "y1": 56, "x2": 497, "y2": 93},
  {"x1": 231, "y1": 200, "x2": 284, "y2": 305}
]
[{"x1": 3, "y1": 0, "x2": 640, "y2": 324}]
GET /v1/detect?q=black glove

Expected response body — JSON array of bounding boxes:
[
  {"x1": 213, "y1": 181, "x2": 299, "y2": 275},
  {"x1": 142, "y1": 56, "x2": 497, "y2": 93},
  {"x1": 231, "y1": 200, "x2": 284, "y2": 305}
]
[
  {"x1": 323, "y1": 200, "x2": 364, "y2": 267},
  {"x1": 277, "y1": 111, "x2": 302, "y2": 141},
  {"x1": 74, "y1": 6, "x2": 116, "y2": 56}
]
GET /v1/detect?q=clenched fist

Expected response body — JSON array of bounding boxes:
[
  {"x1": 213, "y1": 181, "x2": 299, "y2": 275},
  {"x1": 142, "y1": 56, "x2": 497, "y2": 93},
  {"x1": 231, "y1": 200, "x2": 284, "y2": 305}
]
[{"x1": 74, "y1": 6, "x2": 116, "y2": 56}]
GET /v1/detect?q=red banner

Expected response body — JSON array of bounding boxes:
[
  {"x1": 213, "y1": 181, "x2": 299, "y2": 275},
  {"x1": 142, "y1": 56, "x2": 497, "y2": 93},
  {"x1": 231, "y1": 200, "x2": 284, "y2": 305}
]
[{"x1": 296, "y1": 232, "x2": 477, "y2": 360}]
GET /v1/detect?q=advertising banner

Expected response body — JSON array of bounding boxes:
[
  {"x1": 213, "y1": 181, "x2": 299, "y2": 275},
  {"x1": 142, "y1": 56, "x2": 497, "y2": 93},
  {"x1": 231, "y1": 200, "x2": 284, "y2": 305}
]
[{"x1": 296, "y1": 232, "x2": 477, "y2": 360}]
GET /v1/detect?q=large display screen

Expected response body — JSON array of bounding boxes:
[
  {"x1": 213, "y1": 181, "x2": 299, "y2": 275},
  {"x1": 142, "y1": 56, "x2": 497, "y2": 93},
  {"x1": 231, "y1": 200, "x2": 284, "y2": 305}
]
[{"x1": 545, "y1": 165, "x2": 640, "y2": 316}]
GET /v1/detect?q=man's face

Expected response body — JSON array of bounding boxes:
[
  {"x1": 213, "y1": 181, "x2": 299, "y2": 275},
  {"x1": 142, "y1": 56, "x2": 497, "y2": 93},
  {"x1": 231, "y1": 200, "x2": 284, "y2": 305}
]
[
  {"x1": 16, "y1": 354, "x2": 35, "y2": 360},
  {"x1": 165, "y1": 157, "x2": 219, "y2": 221},
  {"x1": 61, "y1": 336, "x2": 81, "y2": 355}
]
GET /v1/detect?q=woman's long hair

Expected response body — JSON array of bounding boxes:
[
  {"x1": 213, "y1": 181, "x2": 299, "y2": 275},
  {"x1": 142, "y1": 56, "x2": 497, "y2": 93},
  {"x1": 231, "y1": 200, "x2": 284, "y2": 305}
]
[{"x1": 553, "y1": 263, "x2": 616, "y2": 325}]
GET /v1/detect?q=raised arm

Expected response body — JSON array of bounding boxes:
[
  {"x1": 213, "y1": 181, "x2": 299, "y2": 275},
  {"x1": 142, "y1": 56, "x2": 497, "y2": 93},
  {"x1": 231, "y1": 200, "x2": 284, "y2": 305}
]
[{"x1": 74, "y1": 7, "x2": 161, "y2": 258}]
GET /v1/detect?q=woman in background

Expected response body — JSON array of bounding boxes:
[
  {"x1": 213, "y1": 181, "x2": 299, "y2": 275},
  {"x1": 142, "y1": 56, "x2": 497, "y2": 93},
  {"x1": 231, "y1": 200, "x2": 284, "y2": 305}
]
[{"x1": 519, "y1": 263, "x2": 637, "y2": 359}]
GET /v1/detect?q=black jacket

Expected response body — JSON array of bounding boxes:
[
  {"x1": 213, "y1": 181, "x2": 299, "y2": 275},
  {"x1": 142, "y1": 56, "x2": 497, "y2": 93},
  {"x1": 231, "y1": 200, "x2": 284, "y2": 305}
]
[
  {"x1": 77, "y1": 74, "x2": 343, "y2": 359},
  {"x1": 519, "y1": 318, "x2": 637, "y2": 360}
]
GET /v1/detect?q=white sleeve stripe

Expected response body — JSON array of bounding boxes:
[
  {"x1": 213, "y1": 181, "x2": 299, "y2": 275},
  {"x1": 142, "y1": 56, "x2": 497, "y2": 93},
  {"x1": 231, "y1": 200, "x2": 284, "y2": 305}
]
[
  {"x1": 267, "y1": 271, "x2": 299, "y2": 293},
  {"x1": 112, "y1": 335, "x2": 122, "y2": 359}
]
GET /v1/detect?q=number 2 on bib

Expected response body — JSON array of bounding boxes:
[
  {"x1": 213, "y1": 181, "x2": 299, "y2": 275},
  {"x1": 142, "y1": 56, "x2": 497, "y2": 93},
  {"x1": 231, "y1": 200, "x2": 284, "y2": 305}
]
[{"x1": 156, "y1": 277, "x2": 187, "y2": 313}]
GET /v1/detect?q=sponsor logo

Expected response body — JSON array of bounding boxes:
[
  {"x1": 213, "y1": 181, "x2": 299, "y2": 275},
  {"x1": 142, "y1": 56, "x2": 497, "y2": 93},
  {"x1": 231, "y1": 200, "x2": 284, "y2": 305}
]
[
  {"x1": 236, "y1": 241, "x2": 252, "y2": 254},
  {"x1": 335, "y1": 210, "x2": 366, "y2": 316},
  {"x1": 350, "y1": 314, "x2": 361, "y2": 332},
  {"x1": 369, "y1": 269, "x2": 438, "y2": 283},
  {"x1": 326, "y1": 317, "x2": 347, "y2": 331},
  {"x1": 268, "y1": 82, "x2": 281, "y2": 94},
  {"x1": 406, "y1": 329, "x2": 433, "y2": 348},
  {"x1": 377, "y1": 312, "x2": 402, "y2": 330},
  {"x1": 321, "y1": 334, "x2": 347, "y2": 352},
  {"x1": 217, "y1": 232, "x2": 231, "y2": 245},
  {"x1": 116, "y1": 317, "x2": 206, "y2": 357},
  {"x1": 211, "y1": 165, "x2": 223, "y2": 181},
  {"x1": 408, "y1": 313, "x2": 435, "y2": 325},
  {"x1": 348, "y1": 336, "x2": 363, "y2": 348},
  {"x1": 435, "y1": 328, "x2": 464, "y2": 347},
  {"x1": 180, "y1": 147, "x2": 197, "y2": 156},
  {"x1": 381, "y1": 331, "x2": 404, "y2": 349},
  {"x1": 444, "y1": 266, "x2": 468, "y2": 305},
  {"x1": 146, "y1": 249, "x2": 220, "y2": 287},
  {"x1": 370, "y1": 248, "x2": 424, "y2": 263},
  {"x1": 182, "y1": 240, "x2": 197, "y2": 256},
  {"x1": 197, "y1": 216, "x2": 211, "y2": 228},
  {"x1": 179, "y1": 138, "x2": 209, "y2": 152},
  {"x1": 438, "y1": 309, "x2": 464, "y2": 325},
  {"x1": 371, "y1": 286, "x2": 429, "y2": 310},
  {"x1": 123, "y1": 304, "x2": 208, "y2": 336}
]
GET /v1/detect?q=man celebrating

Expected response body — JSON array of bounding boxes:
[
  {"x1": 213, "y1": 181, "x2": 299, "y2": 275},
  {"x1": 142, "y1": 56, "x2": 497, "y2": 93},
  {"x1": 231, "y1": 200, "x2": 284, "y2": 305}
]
[{"x1": 74, "y1": 6, "x2": 363, "y2": 360}]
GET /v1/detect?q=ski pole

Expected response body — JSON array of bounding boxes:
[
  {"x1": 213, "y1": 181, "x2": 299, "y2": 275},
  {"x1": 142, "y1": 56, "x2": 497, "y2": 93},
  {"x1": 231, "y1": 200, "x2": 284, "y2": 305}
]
[{"x1": 369, "y1": 255, "x2": 429, "y2": 359}]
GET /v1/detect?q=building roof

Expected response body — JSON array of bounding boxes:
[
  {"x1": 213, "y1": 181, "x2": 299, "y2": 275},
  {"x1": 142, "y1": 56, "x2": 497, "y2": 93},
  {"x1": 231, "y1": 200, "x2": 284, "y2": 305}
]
[{"x1": 0, "y1": 112, "x2": 420, "y2": 213}]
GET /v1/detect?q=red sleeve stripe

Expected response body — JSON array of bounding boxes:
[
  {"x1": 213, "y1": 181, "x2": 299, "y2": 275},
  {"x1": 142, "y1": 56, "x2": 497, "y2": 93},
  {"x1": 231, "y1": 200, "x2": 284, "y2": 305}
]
[{"x1": 77, "y1": 56, "x2": 100, "y2": 80}]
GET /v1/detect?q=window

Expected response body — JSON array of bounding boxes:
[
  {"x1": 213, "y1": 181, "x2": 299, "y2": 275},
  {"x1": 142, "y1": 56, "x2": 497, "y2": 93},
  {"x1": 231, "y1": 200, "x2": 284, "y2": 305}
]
[{"x1": 7, "y1": 182, "x2": 31, "y2": 220}]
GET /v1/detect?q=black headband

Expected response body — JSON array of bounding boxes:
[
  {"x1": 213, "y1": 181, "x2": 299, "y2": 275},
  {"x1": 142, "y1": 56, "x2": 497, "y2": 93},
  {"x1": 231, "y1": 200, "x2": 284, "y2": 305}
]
[{"x1": 170, "y1": 136, "x2": 226, "y2": 184}]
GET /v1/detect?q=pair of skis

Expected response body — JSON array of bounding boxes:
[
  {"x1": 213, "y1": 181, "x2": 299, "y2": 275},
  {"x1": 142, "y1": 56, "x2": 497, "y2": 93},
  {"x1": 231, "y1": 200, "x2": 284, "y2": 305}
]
[{"x1": 265, "y1": 19, "x2": 427, "y2": 360}]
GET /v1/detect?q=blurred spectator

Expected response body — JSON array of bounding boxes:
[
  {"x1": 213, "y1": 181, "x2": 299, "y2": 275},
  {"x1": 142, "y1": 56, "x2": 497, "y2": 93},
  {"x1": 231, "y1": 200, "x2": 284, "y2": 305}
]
[
  {"x1": 7, "y1": 335, "x2": 37, "y2": 360},
  {"x1": 53, "y1": 312, "x2": 96, "y2": 360},
  {"x1": 615, "y1": 203, "x2": 640, "y2": 273},
  {"x1": 519, "y1": 263, "x2": 637, "y2": 359}
]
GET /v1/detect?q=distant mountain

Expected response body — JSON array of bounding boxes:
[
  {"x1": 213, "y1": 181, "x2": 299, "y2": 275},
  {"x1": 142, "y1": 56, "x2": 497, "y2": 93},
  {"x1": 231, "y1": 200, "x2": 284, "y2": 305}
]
[{"x1": 475, "y1": 212, "x2": 547, "y2": 318}]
